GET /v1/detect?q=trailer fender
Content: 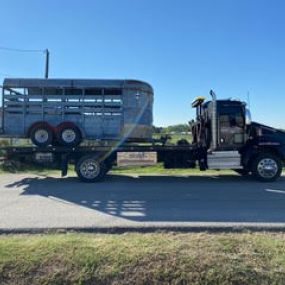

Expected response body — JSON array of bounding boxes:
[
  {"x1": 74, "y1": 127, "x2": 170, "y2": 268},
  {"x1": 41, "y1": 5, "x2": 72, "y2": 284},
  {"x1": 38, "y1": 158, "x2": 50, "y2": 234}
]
[
  {"x1": 60, "y1": 153, "x2": 69, "y2": 177},
  {"x1": 27, "y1": 121, "x2": 54, "y2": 137}
]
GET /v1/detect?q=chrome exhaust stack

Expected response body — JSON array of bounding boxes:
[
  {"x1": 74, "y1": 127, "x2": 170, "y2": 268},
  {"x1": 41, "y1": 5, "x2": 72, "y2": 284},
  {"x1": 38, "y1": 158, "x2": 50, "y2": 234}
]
[{"x1": 209, "y1": 90, "x2": 217, "y2": 150}]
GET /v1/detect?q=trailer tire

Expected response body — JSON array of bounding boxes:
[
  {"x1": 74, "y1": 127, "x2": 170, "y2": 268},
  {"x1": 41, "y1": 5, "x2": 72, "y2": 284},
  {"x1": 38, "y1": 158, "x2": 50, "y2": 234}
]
[
  {"x1": 75, "y1": 155, "x2": 107, "y2": 182},
  {"x1": 251, "y1": 153, "x2": 282, "y2": 182},
  {"x1": 30, "y1": 124, "x2": 53, "y2": 147},
  {"x1": 57, "y1": 123, "x2": 82, "y2": 147}
]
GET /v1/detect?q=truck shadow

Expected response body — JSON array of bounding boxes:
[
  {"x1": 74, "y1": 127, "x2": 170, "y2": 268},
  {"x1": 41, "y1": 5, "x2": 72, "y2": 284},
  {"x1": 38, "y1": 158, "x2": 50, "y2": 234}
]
[{"x1": 5, "y1": 174, "x2": 285, "y2": 223}]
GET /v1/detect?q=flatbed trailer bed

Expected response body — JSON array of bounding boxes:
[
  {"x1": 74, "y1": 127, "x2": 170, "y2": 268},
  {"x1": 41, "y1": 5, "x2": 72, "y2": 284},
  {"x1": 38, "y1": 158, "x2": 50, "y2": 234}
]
[
  {"x1": 1, "y1": 144, "x2": 197, "y2": 153},
  {"x1": 1, "y1": 144, "x2": 202, "y2": 182}
]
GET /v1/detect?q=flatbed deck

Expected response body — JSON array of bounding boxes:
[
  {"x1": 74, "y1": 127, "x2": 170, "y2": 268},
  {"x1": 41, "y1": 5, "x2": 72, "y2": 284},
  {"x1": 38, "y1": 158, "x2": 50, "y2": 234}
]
[
  {"x1": 0, "y1": 144, "x2": 202, "y2": 181},
  {"x1": 1, "y1": 144, "x2": 197, "y2": 154}
]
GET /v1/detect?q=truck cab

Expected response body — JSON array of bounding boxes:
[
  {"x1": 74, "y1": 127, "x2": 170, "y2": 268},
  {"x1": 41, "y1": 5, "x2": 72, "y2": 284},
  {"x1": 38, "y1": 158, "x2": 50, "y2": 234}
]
[
  {"x1": 192, "y1": 98, "x2": 247, "y2": 151},
  {"x1": 191, "y1": 91, "x2": 285, "y2": 181}
]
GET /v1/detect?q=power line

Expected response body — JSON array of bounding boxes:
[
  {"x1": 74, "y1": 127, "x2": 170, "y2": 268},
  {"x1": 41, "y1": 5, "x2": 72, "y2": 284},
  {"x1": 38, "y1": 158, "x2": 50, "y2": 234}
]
[{"x1": 0, "y1": 46, "x2": 45, "y2": 53}]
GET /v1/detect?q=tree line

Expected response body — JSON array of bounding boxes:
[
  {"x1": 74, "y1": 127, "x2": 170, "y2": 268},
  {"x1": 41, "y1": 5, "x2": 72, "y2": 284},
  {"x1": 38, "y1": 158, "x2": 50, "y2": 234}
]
[{"x1": 153, "y1": 125, "x2": 285, "y2": 134}]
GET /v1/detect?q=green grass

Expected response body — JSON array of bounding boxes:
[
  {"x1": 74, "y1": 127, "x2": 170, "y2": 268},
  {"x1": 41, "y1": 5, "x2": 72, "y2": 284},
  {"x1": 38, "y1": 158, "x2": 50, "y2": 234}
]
[
  {"x1": 111, "y1": 164, "x2": 285, "y2": 175},
  {"x1": 1, "y1": 232, "x2": 285, "y2": 284},
  {"x1": 0, "y1": 161, "x2": 61, "y2": 176},
  {"x1": 110, "y1": 163, "x2": 235, "y2": 175}
]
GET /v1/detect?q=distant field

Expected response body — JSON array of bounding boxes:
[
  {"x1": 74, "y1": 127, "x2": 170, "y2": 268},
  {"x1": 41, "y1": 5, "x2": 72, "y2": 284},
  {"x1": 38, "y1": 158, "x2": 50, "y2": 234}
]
[
  {"x1": 1, "y1": 232, "x2": 285, "y2": 285},
  {"x1": 153, "y1": 133, "x2": 192, "y2": 144}
]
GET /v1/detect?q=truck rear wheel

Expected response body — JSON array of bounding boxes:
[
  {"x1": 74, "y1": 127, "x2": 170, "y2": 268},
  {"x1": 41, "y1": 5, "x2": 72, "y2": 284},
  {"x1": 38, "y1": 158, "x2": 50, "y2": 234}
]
[
  {"x1": 30, "y1": 124, "x2": 53, "y2": 147},
  {"x1": 57, "y1": 123, "x2": 82, "y2": 147},
  {"x1": 251, "y1": 153, "x2": 282, "y2": 182},
  {"x1": 75, "y1": 155, "x2": 107, "y2": 182}
]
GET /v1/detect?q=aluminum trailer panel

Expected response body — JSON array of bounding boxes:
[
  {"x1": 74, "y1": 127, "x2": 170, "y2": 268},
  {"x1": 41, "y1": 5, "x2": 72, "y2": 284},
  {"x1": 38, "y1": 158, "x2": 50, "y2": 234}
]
[{"x1": 1, "y1": 78, "x2": 153, "y2": 141}]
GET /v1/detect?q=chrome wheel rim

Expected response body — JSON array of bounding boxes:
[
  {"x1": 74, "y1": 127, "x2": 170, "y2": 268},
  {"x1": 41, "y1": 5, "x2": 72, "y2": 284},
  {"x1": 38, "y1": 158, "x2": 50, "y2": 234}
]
[
  {"x1": 80, "y1": 159, "x2": 100, "y2": 179},
  {"x1": 35, "y1": 129, "x2": 49, "y2": 144},
  {"x1": 257, "y1": 158, "x2": 278, "y2": 179},
  {"x1": 62, "y1": 129, "x2": 76, "y2": 143}
]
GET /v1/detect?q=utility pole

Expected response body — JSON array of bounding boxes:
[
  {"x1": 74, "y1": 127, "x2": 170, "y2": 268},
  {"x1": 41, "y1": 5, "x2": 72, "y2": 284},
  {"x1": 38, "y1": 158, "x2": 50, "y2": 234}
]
[{"x1": 45, "y1": 49, "x2": 49, "y2": 79}]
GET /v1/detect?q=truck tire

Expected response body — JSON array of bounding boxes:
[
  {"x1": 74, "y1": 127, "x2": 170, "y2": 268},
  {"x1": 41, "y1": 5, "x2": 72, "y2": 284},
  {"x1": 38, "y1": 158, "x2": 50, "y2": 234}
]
[
  {"x1": 251, "y1": 153, "x2": 282, "y2": 182},
  {"x1": 30, "y1": 124, "x2": 53, "y2": 147},
  {"x1": 75, "y1": 155, "x2": 107, "y2": 182},
  {"x1": 57, "y1": 123, "x2": 82, "y2": 147}
]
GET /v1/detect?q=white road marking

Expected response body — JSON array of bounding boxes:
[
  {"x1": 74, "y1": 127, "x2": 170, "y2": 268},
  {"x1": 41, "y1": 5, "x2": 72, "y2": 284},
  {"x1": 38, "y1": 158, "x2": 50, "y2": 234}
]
[
  {"x1": 120, "y1": 211, "x2": 145, "y2": 217},
  {"x1": 265, "y1": 189, "x2": 285, "y2": 194}
]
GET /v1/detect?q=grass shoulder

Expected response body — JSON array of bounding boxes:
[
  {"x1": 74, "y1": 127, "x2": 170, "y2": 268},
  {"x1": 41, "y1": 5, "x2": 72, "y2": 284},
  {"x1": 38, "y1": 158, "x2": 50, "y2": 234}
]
[
  {"x1": 110, "y1": 163, "x2": 235, "y2": 175},
  {"x1": 1, "y1": 232, "x2": 285, "y2": 284}
]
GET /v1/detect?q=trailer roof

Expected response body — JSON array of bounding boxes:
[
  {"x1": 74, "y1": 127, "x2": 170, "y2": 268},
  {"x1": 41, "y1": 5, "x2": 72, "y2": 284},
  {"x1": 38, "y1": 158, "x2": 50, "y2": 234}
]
[{"x1": 3, "y1": 78, "x2": 153, "y2": 91}]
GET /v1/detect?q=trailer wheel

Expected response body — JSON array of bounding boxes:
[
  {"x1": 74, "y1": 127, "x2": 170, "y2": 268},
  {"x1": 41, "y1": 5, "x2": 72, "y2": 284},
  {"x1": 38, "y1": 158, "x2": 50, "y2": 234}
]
[
  {"x1": 251, "y1": 153, "x2": 282, "y2": 182},
  {"x1": 57, "y1": 123, "x2": 82, "y2": 147},
  {"x1": 30, "y1": 124, "x2": 53, "y2": 147},
  {"x1": 75, "y1": 155, "x2": 107, "y2": 182}
]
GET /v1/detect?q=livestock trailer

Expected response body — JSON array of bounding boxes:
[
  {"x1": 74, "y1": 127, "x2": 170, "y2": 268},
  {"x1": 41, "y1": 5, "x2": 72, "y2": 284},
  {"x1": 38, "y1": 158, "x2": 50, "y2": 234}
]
[{"x1": 1, "y1": 78, "x2": 153, "y2": 146}]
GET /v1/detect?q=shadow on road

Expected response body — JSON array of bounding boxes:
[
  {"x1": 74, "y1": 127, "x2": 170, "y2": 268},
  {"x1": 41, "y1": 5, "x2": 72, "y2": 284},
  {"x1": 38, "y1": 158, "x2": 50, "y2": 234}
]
[{"x1": 5, "y1": 174, "x2": 285, "y2": 223}]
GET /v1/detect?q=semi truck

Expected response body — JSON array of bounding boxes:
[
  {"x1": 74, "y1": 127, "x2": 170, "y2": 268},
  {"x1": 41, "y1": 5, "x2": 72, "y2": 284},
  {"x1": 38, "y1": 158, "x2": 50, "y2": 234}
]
[{"x1": 1, "y1": 78, "x2": 285, "y2": 183}]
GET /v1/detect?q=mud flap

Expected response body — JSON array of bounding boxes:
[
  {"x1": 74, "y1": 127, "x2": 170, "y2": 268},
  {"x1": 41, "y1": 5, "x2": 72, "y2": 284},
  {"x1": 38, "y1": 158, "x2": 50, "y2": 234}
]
[{"x1": 60, "y1": 154, "x2": 69, "y2": 177}]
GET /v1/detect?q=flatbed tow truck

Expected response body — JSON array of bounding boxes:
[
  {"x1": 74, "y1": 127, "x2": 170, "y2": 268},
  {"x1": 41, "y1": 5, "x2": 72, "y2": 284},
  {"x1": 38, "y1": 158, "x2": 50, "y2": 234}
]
[{"x1": 1, "y1": 89, "x2": 285, "y2": 183}]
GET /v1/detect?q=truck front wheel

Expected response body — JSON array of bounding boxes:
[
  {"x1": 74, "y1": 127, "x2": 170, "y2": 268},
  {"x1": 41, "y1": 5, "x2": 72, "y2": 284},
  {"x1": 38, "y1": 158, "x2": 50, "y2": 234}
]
[
  {"x1": 75, "y1": 155, "x2": 107, "y2": 182},
  {"x1": 251, "y1": 153, "x2": 282, "y2": 182}
]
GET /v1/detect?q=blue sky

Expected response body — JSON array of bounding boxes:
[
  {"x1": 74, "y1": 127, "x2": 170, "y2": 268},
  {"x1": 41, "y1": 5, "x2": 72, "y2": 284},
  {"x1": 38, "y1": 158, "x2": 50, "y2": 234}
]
[{"x1": 0, "y1": 0, "x2": 284, "y2": 128}]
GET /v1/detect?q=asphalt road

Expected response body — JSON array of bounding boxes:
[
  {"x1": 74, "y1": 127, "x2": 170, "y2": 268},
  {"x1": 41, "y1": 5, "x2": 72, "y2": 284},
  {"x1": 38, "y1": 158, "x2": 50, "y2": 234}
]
[{"x1": 1, "y1": 173, "x2": 285, "y2": 232}]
